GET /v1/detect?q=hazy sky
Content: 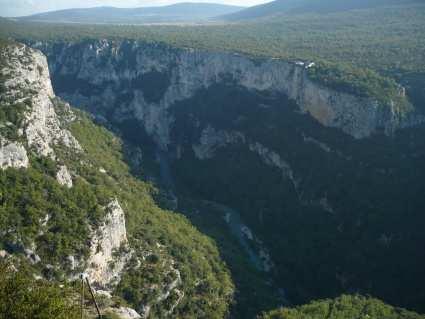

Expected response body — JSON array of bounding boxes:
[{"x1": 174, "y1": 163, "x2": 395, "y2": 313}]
[{"x1": 0, "y1": 0, "x2": 271, "y2": 17}]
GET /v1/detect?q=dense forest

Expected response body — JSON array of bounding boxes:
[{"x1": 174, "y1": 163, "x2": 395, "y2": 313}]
[{"x1": 169, "y1": 82, "x2": 425, "y2": 314}]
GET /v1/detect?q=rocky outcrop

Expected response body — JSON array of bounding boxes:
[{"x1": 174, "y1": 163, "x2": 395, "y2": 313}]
[
  {"x1": 302, "y1": 133, "x2": 350, "y2": 160},
  {"x1": 192, "y1": 125, "x2": 245, "y2": 159},
  {"x1": 139, "y1": 262, "x2": 183, "y2": 319},
  {"x1": 248, "y1": 142, "x2": 294, "y2": 180},
  {"x1": 191, "y1": 125, "x2": 299, "y2": 188},
  {"x1": 34, "y1": 39, "x2": 420, "y2": 150},
  {"x1": 1, "y1": 43, "x2": 81, "y2": 160},
  {"x1": 56, "y1": 165, "x2": 73, "y2": 188},
  {"x1": 86, "y1": 198, "x2": 132, "y2": 289},
  {"x1": 24, "y1": 246, "x2": 41, "y2": 264},
  {"x1": 0, "y1": 138, "x2": 29, "y2": 169},
  {"x1": 105, "y1": 307, "x2": 142, "y2": 319}
]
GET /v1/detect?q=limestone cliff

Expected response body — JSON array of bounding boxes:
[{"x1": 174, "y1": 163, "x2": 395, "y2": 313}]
[
  {"x1": 34, "y1": 39, "x2": 421, "y2": 150},
  {"x1": 1, "y1": 42, "x2": 234, "y2": 318},
  {"x1": 0, "y1": 43, "x2": 81, "y2": 159},
  {"x1": 86, "y1": 198, "x2": 132, "y2": 289},
  {"x1": 0, "y1": 42, "x2": 132, "y2": 293},
  {"x1": 0, "y1": 138, "x2": 29, "y2": 169}
]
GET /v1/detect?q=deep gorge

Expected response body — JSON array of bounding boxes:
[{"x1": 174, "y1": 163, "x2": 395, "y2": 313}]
[{"x1": 30, "y1": 38, "x2": 425, "y2": 314}]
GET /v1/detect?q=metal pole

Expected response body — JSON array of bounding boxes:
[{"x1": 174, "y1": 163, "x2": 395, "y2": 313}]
[
  {"x1": 81, "y1": 276, "x2": 84, "y2": 319},
  {"x1": 85, "y1": 277, "x2": 102, "y2": 319}
]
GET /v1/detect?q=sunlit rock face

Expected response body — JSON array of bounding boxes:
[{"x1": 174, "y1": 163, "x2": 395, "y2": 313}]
[
  {"x1": 0, "y1": 138, "x2": 29, "y2": 169},
  {"x1": 86, "y1": 198, "x2": 132, "y2": 289},
  {"x1": 1, "y1": 43, "x2": 132, "y2": 292},
  {"x1": 34, "y1": 39, "x2": 419, "y2": 151},
  {"x1": 56, "y1": 164, "x2": 73, "y2": 188},
  {"x1": 0, "y1": 43, "x2": 81, "y2": 160},
  {"x1": 105, "y1": 307, "x2": 142, "y2": 319}
]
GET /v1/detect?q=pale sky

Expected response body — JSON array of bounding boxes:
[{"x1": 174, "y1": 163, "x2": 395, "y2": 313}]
[{"x1": 0, "y1": 0, "x2": 271, "y2": 17}]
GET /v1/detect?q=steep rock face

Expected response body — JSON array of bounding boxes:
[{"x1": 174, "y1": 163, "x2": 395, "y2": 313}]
[
  {"x1": 56, "y1": 164, "x2": 73, "y2": 187},
  {"x1": 86, "y1": 198, "x2": 131, "y2": 289},
  {"x1": 0, "y1": 138, "x2": 29, "y2": 169},
  {"x1": 0, "y1": 43, "x2": 81, "y2": 159},
  {"x1": 106, "y1": 307, "x2": 142, "y2": 319},
  {"x1": 1, "y1": 44, "x2": 133, "y2": 291},
  {"x1": 192, "y1": 125, "x2": 245, "y2": 159},
  {"x1": 34, "y1": 40, "x2": 419, "y2": 149}
]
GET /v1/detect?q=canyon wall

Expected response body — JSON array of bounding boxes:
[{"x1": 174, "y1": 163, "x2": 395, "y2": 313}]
[
  {"x1": 33, "y1": 39, "x2": 420, "y2": 149},
  {"x1": 26, "y1": 39, "x2": 425, "y2": 313}
]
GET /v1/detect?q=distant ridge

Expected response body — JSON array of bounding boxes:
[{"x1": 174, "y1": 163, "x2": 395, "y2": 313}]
[
  {"x1": 16, "y1": 3, "x2": 245, "y2": 24},
  {"x1": 220, "y1": 0, "x2": 423, "y2": 21}
]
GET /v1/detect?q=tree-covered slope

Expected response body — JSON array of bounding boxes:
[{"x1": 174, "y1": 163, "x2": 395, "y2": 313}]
[
  {"x1": 260, "y1": 295, "x2": 425, "y2": 319},
  {"x1": 168, "y1": 81, "x2": 425, "y2": 313},
  {"x1": 0, "y1": 40, "x2": 233, "y2": 318},
  {"x1": 220, "y1": 0, "x2": 422, "y2": 21},
  {"x1": 0, "y1": 260, "x2": 80, "y2": 319}
]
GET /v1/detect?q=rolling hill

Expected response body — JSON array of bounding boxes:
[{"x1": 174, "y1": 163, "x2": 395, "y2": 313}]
[
  {"x1": 220, "y1": 0, "x2": 422, "y2": 21},
  {"x1": 15, "y1": 3, "x2": 245, "y2": 24}
]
